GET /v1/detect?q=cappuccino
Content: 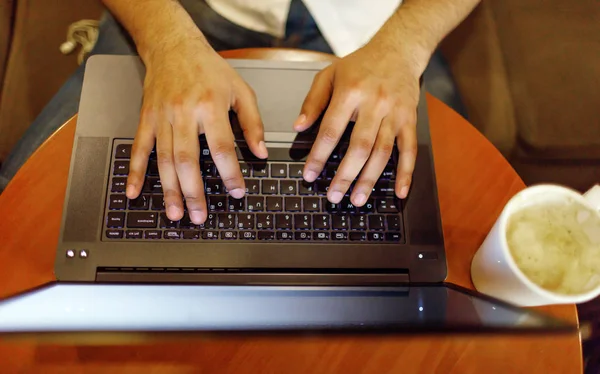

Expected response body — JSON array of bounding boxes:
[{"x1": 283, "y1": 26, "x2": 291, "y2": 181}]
[{"x1": 506, "y1": 196, "x2": 600, "y2": 295}]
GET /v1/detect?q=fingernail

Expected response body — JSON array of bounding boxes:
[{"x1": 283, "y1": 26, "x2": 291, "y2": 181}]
[
  {"x1": 304, "y1": 170, "x2": 318, "y2": 182},
  {"x1": 167, "y1": 205, "x2": 181, "y2": 219},
  {"x1": 230, "y1": 188, "x2": 245, "y2": 199},
  {"x1": 354, "y1": 193, "x2": 367, "y2": 206},
  {"x1": 400, "y1": 186, "x2": 409, "y2": 199},
  {"x1": 258, "y1": 141, "x2": 268, "y2": 157},
  {"x1": 329, "y1": 191, "x2": 344, "y2": 204},
  {"x1": 126, "y1": 184, "x2": 136, "y2": 197},
  {"x1": 293, "y1": 114, "x2": 306, "y2": 130},
  {"x1": 190, "y1": 210, "x2": 203, "y2": 224}
]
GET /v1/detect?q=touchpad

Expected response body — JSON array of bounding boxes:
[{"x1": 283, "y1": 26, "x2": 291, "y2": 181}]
[{"x1": 234, "y1": 67, "x2": 319, "y2": 133}]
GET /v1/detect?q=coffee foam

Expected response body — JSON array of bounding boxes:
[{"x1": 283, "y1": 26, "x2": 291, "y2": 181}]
[{"x1": 506, "y1": 196, "x2": 600, "y2": 295}]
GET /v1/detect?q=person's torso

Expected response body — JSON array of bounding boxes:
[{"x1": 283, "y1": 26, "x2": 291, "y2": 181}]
[{"x1": 204, "y1": 0, "x2": 402, "y2": 56}]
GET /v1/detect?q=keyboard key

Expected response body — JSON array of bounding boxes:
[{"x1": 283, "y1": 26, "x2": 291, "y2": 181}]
[
  {"x1": 159, "y1": 213, "x2": 178, "y2": 228},
  {"x1": 271, "y1": 164, "x2": 287, "y2": 178},
  {"x1": 289, "y1": 164, "x2": 304, "y2": 178},
  {"x1": 386, "y1": 215, "x2": 401, "y2": 231},
  {"x1": 276, "y1": 214, "x2": 292, "y2": 230},
  {"x1": 262, "y1": 180, "x2": 278, "y2": 194},
  {"x1": 251, "y1": 163, "x2": 268, "y2": 177},
  {"x1": 332, "y1": 232, "x2": 348, "y2": 241},
  {"x1": 127, "y1": 212, "x2": 158, "y2": 228},
  {"x1": 368, "y1": 232, "x2": 384, "y2": 241},
  {"x1": 202, "y1": 230, "x2": 219, "y2": 240},
  {"x1": 277, "y1": 232, "x2": 293, "y2": 240},
  {"x1": 143, "y1": 177, "x2": 162, "y2": 194},
  {"x1": 164, "y1": 230, "x2": 181, "y2": 239},
  {"x1": 294, "y1": 231, "x2": 312, "y2": 240},
  {"x1": 386, "y1": 232, "x2": 402, "y2": 242},
  {"x1": 202, "y1": 162, "x2": 216, "y2": 177},
  {"x1": 109, "y1": 194, "x2": 127, "y2": 210},
  {"x1": 144, "y1": 230, "x2": 161, "y2": 239},
  {"x1": 257, "y1": 214, "x2": 274, "y2": 229},
  {"x1": 299, "y1": 181, "x2": 316, "y2": 195},
  {"x1": 324, "y1": 164, "x2": 337, "y2": 179},
  {"x1": 111, "y1": 177, "x2": 127, "y2": 192},
  {"x1": 368, "y1": 215, "x2": 385, "y2": 230},
  {"x1": 323, "y1": 199, "x2": 340, "y2": 213},
  {"x1": 266, "y1": 197, "x2": 283, "y2": 211},
  {"x1": 351, "y1": 215, "x2": 367, "y2": 230},
  {"x1": 313, "y1": 214, "x2": 330, "y2": 230},
  {"x1": 350, "y1": 232, "x2": 366, "y2": 241},
  {"x1": 294, "y1": 214, "x2": 311, "y2": 230},
  {"x1": 332, "y1": 215, "x2": 349, "y2": 230},
  {"x1": 208, "y1": 195, "x2": 226, "y2": 211},
  {"x1": 285, "y1": 197, "x2": 301, "y2": 212},
  {"x1": 245, "y1": 179, "x2": 260, "y2": 194},
  {"x1": 115, "y1": 144, "x2": 131, "y2": 159},
  {"x1": 381, "y1": 165, "x2": 395, "y2": 179},
  {"x1": 151, "y1": 195, "x2": 164, "y2": 210},
  {"x1": 228, "y1": 197, "x2": 245, "y2": 211},
  {"x1": 239, "y1": 163, "x2": 251, "y2": 177},
  {"x1": 280, "y1": 180, "x2": 297, "y2": 195},
  {"x1": 374, "y1": 180, "x2": 395, "y2": 196},
  {"x1": 204, "y1": 213, "x2": 216, "y2": 229},
  {"x1": 126, "y1": 230, "x2": 143, "y2": 239},
  {"x1": 179, "y1": 213, "x2": 194, "y2": 229},
  {"x1": 339, "y1": 198, "x2": 356, "y2": 213},
  {"x1": 200, "y1": 146, "x2": 211, "y2": 160},
  {"x1": 107, "y1": 212, "x2": 125, "y2": 228},
  {"x1": 218, "y1": 213, "x2": 235, "y2": 229},
  {"x1": 105, "y1": 229, "x2": 123, "y2": 239},
  {"x1": 205, "y1": 179, "x2": 223, "y2": 194},
  {"x1": 221, "y1": 231, "x2": 237, "y2": 240},
  {"x1": 303, "y1": 197, "x2": 320, "y2": 212},
  {"x1": 377, "y1": 198, "x2": 400, "y2": 213},
  {"x1": 129, "y1": 194, "x2": 150, "y2": 210},
  {"x1": 247, "y1": 196, "x2": 264, "y2": 211},
  {"x1": 317, "y1": 180, "x2": 330, "y2": 195},
  {"x1": 358, "y1": 198, "x2": 375, "y2": 213},
  {"x1": 147, "y1": 160, "x2": 159, "y2": 176},
  {"x1": 237, "y1": 213, "x2": 255, "y2": 229},
  {"x1": 314, "y1": 231, "x2": 330, "y2": 240},
  {"x1": 182, "y1": 230, "x2": 200, "y2": 240},
  {"x1": 241, "y1": 231, "x2": 256, "y2": 240},
  {"x1": 258, "y1": 231, "x2": 275, "y2": 240},
  {"x1": 113, "y1": 160, "x2": 129, "y2": 175}
]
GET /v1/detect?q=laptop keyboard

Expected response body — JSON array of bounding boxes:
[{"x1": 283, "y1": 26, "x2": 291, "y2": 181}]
[{"x1": 103, "y1": 139, "x2": 405, "y2": 243}]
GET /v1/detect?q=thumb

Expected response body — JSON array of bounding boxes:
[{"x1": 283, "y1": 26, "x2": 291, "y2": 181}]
[
  {"x1": 294, "y1": 65, "x2": 334, "y2": 132},
  {"x1": 232, "y1": 82, "x2": 268, "y2": 159}
]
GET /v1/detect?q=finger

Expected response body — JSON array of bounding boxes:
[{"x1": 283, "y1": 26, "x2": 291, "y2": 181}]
[
  {"x1": 203, "y1": 109, "x2": 245, "y2": 199},
  {"x1": 233, "y1": 82, "x2": 268, "y2": 159},
  {"x1": 303, "y1": 91, "x2": 358, "y2": 182},
  {"x1": 328, "y1": 104, "x2": 383, "y2": 203},
  {"x1": 395, "y1": 120, "x2": 418, "y2": 199},
  {"x1": 294, "y1": 66, "x2": 334, "y2": 132},
  {"x1": 156, "y1": 118, "x2": 184, "y2": 221},
  {"x1": 172, "y1": 109, "x2": 207, "y2": 224},
  {"x1": 351, "y1": 117, "x2": 396, "y2": 206},
  {"x1": 126, "y1": 109, "x2": 156, "y2": 199}
]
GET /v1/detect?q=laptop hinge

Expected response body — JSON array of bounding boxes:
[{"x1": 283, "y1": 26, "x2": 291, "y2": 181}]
[{"x1": 96, "y1": 269, "x2": 409, "y2": 286}]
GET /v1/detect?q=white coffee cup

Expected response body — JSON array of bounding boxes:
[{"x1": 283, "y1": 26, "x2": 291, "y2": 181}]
[{"x1": 471, "y1": 184, "x2": 600, "y2": 307}]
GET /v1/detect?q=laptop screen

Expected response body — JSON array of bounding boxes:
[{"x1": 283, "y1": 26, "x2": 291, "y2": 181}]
[{"x1": 0, "y1": 283, "x2": 573, "y2": 336}]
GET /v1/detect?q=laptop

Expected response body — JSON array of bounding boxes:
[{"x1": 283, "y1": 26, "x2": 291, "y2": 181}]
[{"x1": 0, "y1": 55, "x2": 576, "y2": 339}]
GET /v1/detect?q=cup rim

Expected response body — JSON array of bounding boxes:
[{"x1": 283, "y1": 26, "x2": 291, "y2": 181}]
[{"x1": 498, "y1": 184, "x2": 600, "y2": 303}]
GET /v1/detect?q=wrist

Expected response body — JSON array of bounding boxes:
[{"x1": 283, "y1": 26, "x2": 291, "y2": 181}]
[{"x1": 138, "y1": 27, "x2": 214, "y2": 67}]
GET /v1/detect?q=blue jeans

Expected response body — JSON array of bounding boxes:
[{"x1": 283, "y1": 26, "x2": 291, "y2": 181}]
[{"x1": 0, "y1": 0, "x2": 465, "y2": 191}]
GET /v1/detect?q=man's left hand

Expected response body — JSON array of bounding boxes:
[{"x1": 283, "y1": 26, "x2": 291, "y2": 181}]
[{"x1": 294, "y1": 43, "x2": 421, "y2": 207}]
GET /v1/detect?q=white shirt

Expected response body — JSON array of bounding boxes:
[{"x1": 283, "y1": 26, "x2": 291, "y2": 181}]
[{"x1": 205, "y1": 0, "x2": 402, "y2": 57}]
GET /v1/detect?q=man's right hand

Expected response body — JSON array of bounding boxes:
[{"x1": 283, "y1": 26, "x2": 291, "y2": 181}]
[{"x1": 125, "y1": 39, "x2": 268, "y2": 225}]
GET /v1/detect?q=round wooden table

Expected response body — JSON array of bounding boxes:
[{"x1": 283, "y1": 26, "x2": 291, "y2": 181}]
[{"x1": 0, "y1": 49, "x2": 582, "y2": 373}]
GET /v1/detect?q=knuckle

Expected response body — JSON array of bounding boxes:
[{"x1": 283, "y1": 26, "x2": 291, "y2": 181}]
[
  {"x1": 319, "y1": 126, "x2": 341, "y2": 145},
  {"x1": 156, "y1": 150, "x2": 174, "y2": 165},
  {"x1": 210, "y1": 142, "x2": 234, "y2": 161},
  {"x1": 374, "y1": 141, "x2": 395, "y2": 157},
  {"x1": 163, "y1": 189, "x2": 181, "y2": 201},
  {"x1": 350, "y1": 137, "x2": 374, "y2": 158},
  {"x1": 174, "y1": 151, "x2": 196, "y2": 166}
]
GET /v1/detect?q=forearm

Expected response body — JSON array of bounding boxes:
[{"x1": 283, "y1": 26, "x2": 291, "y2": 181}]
[
  {"x1": 369, "y1": 0, "x2": 481, "y2": 75},
  {"x1": 101, "y1": 0, "x2": 213, "y2": 63}
]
